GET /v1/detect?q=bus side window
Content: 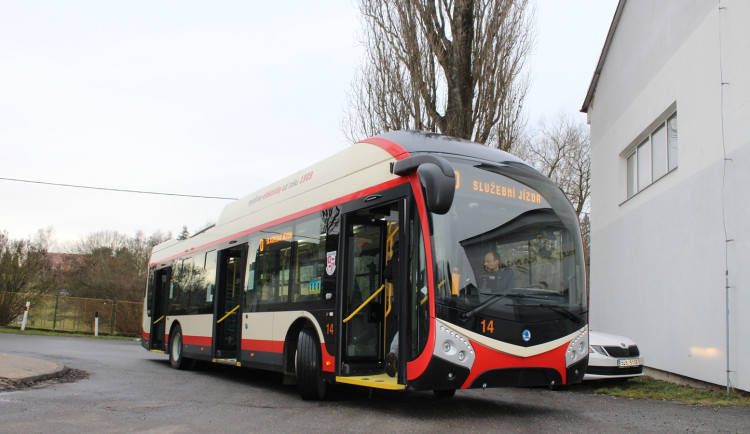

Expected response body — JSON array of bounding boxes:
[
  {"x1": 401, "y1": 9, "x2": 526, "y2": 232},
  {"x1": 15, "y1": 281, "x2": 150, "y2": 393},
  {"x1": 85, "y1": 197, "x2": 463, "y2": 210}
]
[
  {"x1": 244, "y1": 236, "x2": 260, "y2": 312},
  {"x1": 293, "y1": 214, "x2": 326, "y2": 303},
  {"x1": 256, "y1": 224, "x2": 293, "y2": 306},
  {"x1": 196, "y1": 250, "x2": 216, "y2": 314},
  {"x1": 169, "y1": 258, "x2": 191, "y2": 315},
  {"x1": 146, "y1": 267, "x2": 155, "y2": 315}
]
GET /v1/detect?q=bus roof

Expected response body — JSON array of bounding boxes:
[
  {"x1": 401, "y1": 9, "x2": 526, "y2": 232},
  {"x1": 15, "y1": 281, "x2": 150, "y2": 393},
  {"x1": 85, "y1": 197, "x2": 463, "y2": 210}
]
[{"x1": 149, "y1": 131, "x2": 528, "y2": 265}]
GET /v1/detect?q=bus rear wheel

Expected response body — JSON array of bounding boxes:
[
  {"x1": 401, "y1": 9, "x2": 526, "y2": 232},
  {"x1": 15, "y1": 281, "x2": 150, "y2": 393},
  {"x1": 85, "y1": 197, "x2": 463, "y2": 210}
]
[
  {"x1": 296, "y1": 327, "x2": 327, "y2": 400},
  {"x1": 169, "y1": 325, "x2": 193, "y2": 370}
]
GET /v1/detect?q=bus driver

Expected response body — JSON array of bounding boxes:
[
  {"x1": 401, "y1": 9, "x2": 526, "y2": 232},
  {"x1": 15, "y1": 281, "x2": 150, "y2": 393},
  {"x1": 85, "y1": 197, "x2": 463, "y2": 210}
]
[{"x1": 482, "y1": 250, "x2": 516, "y2": 293}]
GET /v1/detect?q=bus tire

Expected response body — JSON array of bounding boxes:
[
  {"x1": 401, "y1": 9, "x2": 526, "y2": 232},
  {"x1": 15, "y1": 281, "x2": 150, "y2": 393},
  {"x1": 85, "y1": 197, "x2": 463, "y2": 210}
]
[
  {"x1": 296, "y1": 326, "x2": 327, "y2": 400},
  {"x1": 169, "y1": 325, "x2": 193, "y2": 370}
]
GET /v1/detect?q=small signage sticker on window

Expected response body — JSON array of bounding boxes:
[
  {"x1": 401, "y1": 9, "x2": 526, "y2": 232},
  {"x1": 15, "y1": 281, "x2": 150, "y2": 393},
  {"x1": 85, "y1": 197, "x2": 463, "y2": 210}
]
[{"x1": 326, "y1": 251, "x2": 337, "y2": 276}]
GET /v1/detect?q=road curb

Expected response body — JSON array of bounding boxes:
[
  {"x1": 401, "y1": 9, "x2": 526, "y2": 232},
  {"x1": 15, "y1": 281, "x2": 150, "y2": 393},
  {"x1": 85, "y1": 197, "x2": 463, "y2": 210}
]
[
  {"x1": 7, "y1": 366, "x2": 70, "y2": 387},
  {"x1": 0, "y1": 352, "x2": 68, "y2": 387}
]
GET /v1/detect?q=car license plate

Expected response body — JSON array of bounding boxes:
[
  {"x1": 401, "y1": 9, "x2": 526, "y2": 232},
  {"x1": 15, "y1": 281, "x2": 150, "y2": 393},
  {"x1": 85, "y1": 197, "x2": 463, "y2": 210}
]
[{"x1": 618, "y1": 358, "x2": 640, "y2": 367}]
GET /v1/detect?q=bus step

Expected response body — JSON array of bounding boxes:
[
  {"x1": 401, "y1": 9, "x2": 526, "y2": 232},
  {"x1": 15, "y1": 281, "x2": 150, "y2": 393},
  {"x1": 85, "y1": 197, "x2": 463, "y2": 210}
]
[
  {"x1": 215, "y1": 349, "x2": 236, "y2": 358},
  {"x1": 336, "y1": 374, "x2": 404, "y2": 391},
  {"x1": 213, "y1": 358, "x2": 240, "y2": 367},
  {"x1": 341, "y1": 362, "x2": 384, "y2": 376}
]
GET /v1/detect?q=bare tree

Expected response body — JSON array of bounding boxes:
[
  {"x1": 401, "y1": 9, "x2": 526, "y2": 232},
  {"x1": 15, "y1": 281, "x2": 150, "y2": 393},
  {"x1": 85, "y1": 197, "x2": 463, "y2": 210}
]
[
  {"x1": 519, "y1": 112, "x2": 591, "y2": 278},
  {"x1": 0, "y1": 230, "x2": 52, "y2": 325},
  {"x1": 345, "y1": 0, "x2": 534, "y2": 152},
  {"x1": 64, "y1": 230, "x2": 171, "y2": 302},
  {"x1": 520, "y1": 112, "x2": 591, "y2": 215}
]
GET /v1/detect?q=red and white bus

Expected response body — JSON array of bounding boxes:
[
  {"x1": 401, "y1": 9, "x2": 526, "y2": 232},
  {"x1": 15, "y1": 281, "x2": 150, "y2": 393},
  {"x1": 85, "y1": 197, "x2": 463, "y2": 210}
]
[{"x1": 142, "y1": 131, "x2": 589, "y2": 399}]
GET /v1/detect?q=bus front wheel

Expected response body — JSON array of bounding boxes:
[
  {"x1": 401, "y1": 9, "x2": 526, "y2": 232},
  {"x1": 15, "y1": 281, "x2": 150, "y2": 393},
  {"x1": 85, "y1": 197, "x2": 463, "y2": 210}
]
[{"x1": 296, "y1": 327, "x2": 327, "y2": 400}]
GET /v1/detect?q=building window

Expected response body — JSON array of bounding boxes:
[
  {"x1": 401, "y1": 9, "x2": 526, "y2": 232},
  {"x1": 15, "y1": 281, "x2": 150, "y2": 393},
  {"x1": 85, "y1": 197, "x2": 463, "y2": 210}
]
[{"x1": 626, "y1": 112, "x2": 678, "y2": 198}]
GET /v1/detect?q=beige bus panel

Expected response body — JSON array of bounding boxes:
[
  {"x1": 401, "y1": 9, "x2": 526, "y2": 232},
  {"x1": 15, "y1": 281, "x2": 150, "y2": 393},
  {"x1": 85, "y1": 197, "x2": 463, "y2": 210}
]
[
  {"x1": 272, "y1": 311, "x2": 324, "y2": 343},
  {"x1": 165, "y1": 314, "x2": 213, "y2": 341},
  {"x1": 241, "y1": 312, "x2": 274, "y2": 342},
  {"x1": 241, "y1": 312, "x2": 325, "y2": 351},
  {"x1": 216, "y1": 161, "x2": 398, "y2": 243},
  {"x1": 217, "y1": 142, "x2": 398, "y2": 226},
  {"x1": 150, "y1": 142, "x2": 401, "y2": 264},
  {"x1": 142, "y1": 302, "x2": 150, "y2": 336}
]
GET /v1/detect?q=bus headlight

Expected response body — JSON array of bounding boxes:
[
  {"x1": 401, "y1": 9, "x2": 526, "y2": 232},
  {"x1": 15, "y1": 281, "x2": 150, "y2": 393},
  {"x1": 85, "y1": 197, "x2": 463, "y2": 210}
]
[
  {"x1": 565, "y1": 328, "x2": 589, "y2": 367},
  {"x1": 434, "y1": 319, "x2": 476, "y2": 369}
]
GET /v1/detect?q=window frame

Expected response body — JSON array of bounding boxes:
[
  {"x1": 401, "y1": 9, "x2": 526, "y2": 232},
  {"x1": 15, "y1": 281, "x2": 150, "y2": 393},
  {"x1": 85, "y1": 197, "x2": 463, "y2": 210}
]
[{"x1": 623, "y1": 108, "x2": 678, "y2": 200}]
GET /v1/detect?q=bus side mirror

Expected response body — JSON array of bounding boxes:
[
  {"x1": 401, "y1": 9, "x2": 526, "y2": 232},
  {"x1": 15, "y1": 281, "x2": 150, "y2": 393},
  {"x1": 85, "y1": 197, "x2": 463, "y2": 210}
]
[
  {"x1": 392, "y1": 154, "x2": 455, "y2": 215},
  {"x1": 417, "y1": 163, "x2": 455, "y2": 215}
]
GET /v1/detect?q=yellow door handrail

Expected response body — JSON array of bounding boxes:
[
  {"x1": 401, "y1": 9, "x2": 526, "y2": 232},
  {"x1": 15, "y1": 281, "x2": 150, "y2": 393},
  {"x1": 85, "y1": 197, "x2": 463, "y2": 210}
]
[
  {"x1": 343, "y1": 284, "x2": 385, "y2": 324},
  {"x1": 384, "y1": 282, "x2": 392, "y2": 317},
  {"x1": 217, "y1": 304, "x2": 240, "y2": 324},
  {"x1": 153, "y1": 315, "x2": 165, "y2": 325}
]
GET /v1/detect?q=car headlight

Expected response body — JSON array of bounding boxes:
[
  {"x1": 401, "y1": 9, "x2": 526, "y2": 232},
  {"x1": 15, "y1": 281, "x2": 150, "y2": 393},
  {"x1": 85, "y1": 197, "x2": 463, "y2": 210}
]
[
  {"x1": 589, "y1": 345, "x2": 607, "y2": 356},
  {"x1": 566, "y1": 328, "x2": 589, "y2": 367}
]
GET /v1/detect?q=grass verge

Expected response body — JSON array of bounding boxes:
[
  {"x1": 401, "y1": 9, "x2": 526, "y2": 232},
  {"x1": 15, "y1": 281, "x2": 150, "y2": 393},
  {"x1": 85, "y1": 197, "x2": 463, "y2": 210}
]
[
  {"x1": 567, "y1": 376, "x2": 750, "y2": 407},
  {"x1": 0, "y1": 326, "x2": 137, "y2": 340}
]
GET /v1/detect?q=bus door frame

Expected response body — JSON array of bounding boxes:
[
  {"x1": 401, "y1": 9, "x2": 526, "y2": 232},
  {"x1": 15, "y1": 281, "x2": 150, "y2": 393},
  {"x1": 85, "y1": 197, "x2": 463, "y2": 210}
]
[
  {"x1": 212, "y1": 243, "x2": 248, "y2": 360},
  {"x1": 148, "y1": 265, "x2": 171, "y2": 351},
  {"x1": 337, "y1": 184, "x2": 410, "y2": 381}
]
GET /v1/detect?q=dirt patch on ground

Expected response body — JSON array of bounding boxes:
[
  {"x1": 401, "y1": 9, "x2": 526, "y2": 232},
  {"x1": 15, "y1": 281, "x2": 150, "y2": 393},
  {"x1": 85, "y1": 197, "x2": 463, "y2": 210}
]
[{"x1": 0, "y1": 368, "x2": 89, "y2": 392}]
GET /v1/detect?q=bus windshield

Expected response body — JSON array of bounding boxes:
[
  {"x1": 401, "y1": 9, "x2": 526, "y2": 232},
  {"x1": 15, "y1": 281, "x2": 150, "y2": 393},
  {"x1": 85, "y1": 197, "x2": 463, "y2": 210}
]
[{"x1": 433, "y1": 159, "x2": 587, "y2": 334}]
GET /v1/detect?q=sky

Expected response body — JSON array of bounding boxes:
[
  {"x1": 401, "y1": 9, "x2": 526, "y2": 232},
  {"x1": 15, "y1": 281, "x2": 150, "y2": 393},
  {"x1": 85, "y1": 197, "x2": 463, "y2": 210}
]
[{"x1": 0, "y1": 0, "x2": 617, "y2": 250}]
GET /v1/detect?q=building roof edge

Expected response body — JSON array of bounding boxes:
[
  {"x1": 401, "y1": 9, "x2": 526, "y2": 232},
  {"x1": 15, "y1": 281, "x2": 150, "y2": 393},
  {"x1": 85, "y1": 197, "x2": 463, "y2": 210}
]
[{"x1": 581, "y1": 0, "x2": 627, "y2": 114}]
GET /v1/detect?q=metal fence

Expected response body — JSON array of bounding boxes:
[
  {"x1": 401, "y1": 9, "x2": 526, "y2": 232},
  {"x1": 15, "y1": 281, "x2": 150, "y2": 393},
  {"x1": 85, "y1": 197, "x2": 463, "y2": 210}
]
[{"x1": 5, "y1": 292, "x2": 142, "y2": 336}]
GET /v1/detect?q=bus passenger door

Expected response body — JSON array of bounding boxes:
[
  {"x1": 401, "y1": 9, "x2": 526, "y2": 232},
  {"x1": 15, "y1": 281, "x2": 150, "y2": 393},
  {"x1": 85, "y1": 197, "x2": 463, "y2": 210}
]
[
  {"x1": 340, "y1": 196, "x2": 403, "y2": 378},
  {"x1": 214, "y1": 245, "x2": 247, "y2": 360},
  {"x1": 149, "y1": 267, "x2": 170, "y2": 351}
]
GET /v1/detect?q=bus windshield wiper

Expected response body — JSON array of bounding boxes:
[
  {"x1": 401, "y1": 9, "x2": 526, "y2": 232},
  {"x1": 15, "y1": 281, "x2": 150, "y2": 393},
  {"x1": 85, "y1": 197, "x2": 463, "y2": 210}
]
[
  {"x1": 513, "y1": 303, "x2": 586, "y2": 324},
  {"x1": 460, "y1": 289, "x2": 529, "y2": 319}
]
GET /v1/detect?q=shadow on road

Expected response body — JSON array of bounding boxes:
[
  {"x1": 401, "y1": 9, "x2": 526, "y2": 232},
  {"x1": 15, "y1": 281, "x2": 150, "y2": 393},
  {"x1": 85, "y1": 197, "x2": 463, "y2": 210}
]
[{"x1": 144, "y1": 357, "x2": 563, "y2": 419}]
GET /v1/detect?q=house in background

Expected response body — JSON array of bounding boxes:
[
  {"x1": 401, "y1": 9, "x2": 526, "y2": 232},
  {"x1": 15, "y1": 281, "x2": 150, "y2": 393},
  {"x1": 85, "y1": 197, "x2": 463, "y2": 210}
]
[
  {"x1": 48, "y1": 253, "x2": 84, "y2": 272},
  {"x1": 582, "y1": 0, "x2": 749, "y2": 392}
]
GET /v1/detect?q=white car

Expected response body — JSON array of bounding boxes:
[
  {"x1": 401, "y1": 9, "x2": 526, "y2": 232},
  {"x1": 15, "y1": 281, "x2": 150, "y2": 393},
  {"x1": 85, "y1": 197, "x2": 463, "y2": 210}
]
[{"x1": 585, "y1": 331, "x2": 644, "y2": 380}]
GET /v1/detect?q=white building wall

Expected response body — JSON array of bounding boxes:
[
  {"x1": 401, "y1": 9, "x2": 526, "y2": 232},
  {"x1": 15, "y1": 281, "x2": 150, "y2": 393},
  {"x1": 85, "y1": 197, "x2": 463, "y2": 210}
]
[{"x1": 588, "y1": 0, "x2": 750, "y2": 391}]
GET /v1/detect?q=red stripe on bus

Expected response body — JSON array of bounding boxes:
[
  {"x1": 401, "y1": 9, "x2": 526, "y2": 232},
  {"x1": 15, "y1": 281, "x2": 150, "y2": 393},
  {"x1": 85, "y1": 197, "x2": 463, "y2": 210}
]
[
  {"x1": 406, "y1": 174, "x2": 437, "y2": 381},
  {"x1": 149, "y1": 178, "x2": 409, "y2": 267},
  {"x1": 358, "y1": 136, "x2": 410, "y2": 160},
  {"x1": 183, "y1": 335, "x2": 212, "y2": 347},
  {"x1": 321, "y1": 342, "x2": 335, "y2": 373},
  {"x1": 460, "y1": 340, "x2": 569, "y2": 389},
  {"x1": 241, "y1": 339, "x2": 284, "y2": 354},
  {"x1": 240, "y1": 339, "x2": 334, "y2": 372},
  {"x1": 142, "y1": 330, "x2": 150, "y2": 340}
]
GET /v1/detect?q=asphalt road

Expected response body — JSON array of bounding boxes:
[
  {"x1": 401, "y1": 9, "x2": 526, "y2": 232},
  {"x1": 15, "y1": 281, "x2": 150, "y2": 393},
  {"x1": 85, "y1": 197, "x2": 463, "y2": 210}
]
[{"x1": 0, "y1": 333, "x2": 748, "y2": 433}]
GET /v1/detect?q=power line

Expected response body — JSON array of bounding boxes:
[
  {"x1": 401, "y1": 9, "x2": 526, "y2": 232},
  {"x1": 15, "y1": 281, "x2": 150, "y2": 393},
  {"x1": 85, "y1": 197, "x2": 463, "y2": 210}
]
[{"x1": 0, "y1": 176, "x2": 238, "y2": 201}]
